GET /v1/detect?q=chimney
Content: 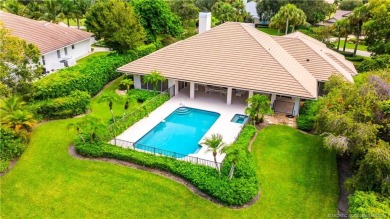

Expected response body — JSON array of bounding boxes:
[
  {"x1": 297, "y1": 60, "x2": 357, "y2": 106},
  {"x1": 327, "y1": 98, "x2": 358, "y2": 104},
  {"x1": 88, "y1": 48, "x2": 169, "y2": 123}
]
[{"x1": 199, "y1": 12, "x2": 211, "y2": 34}]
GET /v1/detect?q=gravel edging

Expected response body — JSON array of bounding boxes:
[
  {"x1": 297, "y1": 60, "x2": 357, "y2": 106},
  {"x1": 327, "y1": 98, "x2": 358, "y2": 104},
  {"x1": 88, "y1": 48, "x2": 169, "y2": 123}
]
[{"x1": 69, "y1": 145, "x2": 261, "y2": 209}]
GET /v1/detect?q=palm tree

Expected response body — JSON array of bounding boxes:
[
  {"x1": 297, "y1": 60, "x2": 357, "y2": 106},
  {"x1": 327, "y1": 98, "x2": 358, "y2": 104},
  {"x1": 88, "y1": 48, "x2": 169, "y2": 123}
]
[
  {"x1": 337, "y1": 18, "x2": 352, "y2": 52},
  {"x1": 245, "y1": 94, "x2": 273, "y2": 125},
  {"x1": 122, "y1": 95, "x2": 136, "y2": 119},
  {"x1": 2, "y1": 110, "x2": 36, "y2": 132},
  {"x1": 202, "y1": 133, "x2": 224, "y2": 176},
  {"x1": 83, "y1": 116, "x2": 106, "y2": 143},
  {"x1": 269, "y1": 13, "x2": 286, "y2": 35},
  {"x1": 274, "y1": 4, "x2": 306, "y2": 35},
  {"x1": 3, "y1": 0, "x2": 26, "y2": 16},
  {"x1": 0, "y1": 96, "x2": 26, "y2": 116},
  {"x1": 98, "y1": 92, "x2": 122, "y2": 123},
  {"x1": 349, "y1": 6, "x2": 369, "y2": 56},
  {"x1": 143, "y1": 70, "x2": 166, "y2": 92},
  {"x1": 222, "y1": 146, "x2": 246, "y2": 180},
  {"x1": 67, "y1": 121, "x2": 85, "y2": 142},
  {"x1": 58, "y1": 0, "x2": 75, "y2": 27},
  {"x1": 73, "y1": 0, "x2": 90, "y2": 29},
  {"x1": 119, "y1": 79, "x2": 134, "y2": 93},
  {"x1": 334, "y1": 20, "x2": 343, "y2": 51},
  {"x1": 40, "y1": 0, "x2": 62, "y2": 23}
]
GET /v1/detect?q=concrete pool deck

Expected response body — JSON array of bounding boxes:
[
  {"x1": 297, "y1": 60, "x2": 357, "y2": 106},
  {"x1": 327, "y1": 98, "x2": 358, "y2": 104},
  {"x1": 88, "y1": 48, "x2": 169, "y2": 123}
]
[{"x1": 112, "y1": 87, "x2": 247, "y2": 163}]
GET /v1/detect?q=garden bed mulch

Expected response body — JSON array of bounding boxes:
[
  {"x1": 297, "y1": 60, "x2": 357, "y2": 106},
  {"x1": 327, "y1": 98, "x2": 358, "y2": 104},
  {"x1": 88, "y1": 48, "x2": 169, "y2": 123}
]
[{"x1": 69, "y1": 145, "x2": 260, "y2": 209}]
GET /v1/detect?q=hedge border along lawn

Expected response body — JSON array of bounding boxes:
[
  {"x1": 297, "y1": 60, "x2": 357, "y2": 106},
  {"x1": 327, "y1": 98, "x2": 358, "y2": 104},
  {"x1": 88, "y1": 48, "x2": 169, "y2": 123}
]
[
  {"x1": 75, "y1": 125, "x2": 259, "y2": 206},
  {"x1": 33, "y1": 46, "x2": 156, "y2": 100}
]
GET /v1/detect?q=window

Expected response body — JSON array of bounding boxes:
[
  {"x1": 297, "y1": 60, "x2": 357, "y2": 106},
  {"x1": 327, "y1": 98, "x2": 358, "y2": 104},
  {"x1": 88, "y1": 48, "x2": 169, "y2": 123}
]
[
  {"x1": 140, "y1": 75, "x2": 168, "y2": 92},
  {"x1": 64, "y1": 47, "x2": 68, "y2": 56},
  {"x1": 57, "y1": 50, "x2": 61, "y2": 59},
  {"x1": 71, "y1": 45, "x2": 75, "y2": 49},
  {"x1": 41, "y1": 56, "x2": 45, "y2": 65},
  {"x1": 318, "y1": 82, "x2": 326, "y2": 96}
]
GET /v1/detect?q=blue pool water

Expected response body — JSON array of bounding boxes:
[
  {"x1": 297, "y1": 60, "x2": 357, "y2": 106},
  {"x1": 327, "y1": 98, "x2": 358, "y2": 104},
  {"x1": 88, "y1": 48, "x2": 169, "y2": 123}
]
[
  {"x1": 134, "y1": 107, "x2": 220, "y2": 157},
  {"x1": 231, "y1": 114, "x2": 248, "y2": 124}
]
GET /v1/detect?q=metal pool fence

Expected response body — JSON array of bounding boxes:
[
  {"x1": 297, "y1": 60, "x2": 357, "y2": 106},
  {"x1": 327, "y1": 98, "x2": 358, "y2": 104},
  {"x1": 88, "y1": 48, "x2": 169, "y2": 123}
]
[{"x1": 113, "y1": 139, "x2": 221, "y2": 168}]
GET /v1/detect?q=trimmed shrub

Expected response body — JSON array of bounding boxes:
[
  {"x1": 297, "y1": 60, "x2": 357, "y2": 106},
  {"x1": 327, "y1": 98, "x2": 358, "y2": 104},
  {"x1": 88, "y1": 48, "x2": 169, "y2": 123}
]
[
  {"x1": 346, "y1": 56, "x2": 365, "y2": 62},
  {"x1": 297, "y1": 100, "x2": 321, "y2": 131},
  {"x1": 348, "y1": 191, "x2": 390, "y2": 217},
  {"x1": 127, "y1": 89, "x2": 159, "y2": 102},
  {"x1": 32, "y1": 90, "x2": 90, "y2": 119},
  {"x1": 33, "y1": 46, "x2": 156, "y2": 100},
  {"x1": 76, "y1": 125, "x2": 259, "y2": 206}
]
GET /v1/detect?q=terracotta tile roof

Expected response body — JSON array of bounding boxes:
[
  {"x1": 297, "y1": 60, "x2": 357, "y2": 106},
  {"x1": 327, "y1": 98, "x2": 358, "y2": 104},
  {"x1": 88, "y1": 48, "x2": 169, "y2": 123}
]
[
  {"x1": 118, "y1": 22, "x2": 357, "y2": 99},
  {"x1": 0, "y1": 11, "x2": 93, "y2": 54}
]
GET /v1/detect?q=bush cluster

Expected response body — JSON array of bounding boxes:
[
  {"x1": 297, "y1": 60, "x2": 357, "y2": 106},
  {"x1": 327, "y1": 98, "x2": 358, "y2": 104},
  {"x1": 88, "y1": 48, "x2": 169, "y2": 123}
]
[
  {"x1": 127, "y1": 89, "x2": 159, "y2": 102},
  {"x1": 31, "y1": 90, "x2": 91, "y2": 119},
  {"x1": 348, "y1": 191, "x2": 390, "y2": 217},
  {"x1": 0, "y1": 127, "x2": 27, "y2": 172},
  {"x1": 76, "y1": 126, "x2": 259, "y2": 206},
  {"x1": 357, "y1": 54, "x2": 390, "y2": 72},
  {"x1": 297, "y1": 100, "x2": 321, "y2": 131}
]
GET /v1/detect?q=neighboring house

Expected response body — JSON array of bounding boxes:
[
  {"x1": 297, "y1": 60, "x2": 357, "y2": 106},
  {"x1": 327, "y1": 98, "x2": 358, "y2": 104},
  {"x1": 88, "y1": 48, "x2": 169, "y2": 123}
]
[
  {"x1": 318, "y1": 10, "x2": 352, "y2": 26},
  {"x1": 244, "y1": 0, "x2": 260, "y2": 24},
  {"x1": 0, "y1": 11, "x2": 94, "y2": 73},
  {"x1": 118, "y1": 13, "x2": 357, "y2": 116}
]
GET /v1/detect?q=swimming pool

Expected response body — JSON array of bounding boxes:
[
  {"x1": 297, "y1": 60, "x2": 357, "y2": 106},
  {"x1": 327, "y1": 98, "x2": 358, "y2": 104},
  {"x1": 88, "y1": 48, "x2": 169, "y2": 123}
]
[{"x1": 134, "y1": 107, "x2": 220, "y2": 157}]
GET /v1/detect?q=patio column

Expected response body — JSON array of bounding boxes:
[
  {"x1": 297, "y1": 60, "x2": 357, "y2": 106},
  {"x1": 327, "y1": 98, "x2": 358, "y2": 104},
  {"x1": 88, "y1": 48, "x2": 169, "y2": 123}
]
[
  {"x1": 190, "y1": 82, "x2": 195, "y2": 99},
  {"x1": 174, "y1": 80, "x2": 179, "y2": 96},
  {"x1": 248, "y1": 90, "x2": 254, "y2": 98},
  {"x1": 227, "y1": 87, "x2": 232, "y2": 105},
  {"x1": 133, "y1": 75, "x2": 141, "y2": 89},
  {"x1": 270, "y1": 94, "x2": 276, "y2": 108},
  {"x1": 293, "y1": 97, "x2": 300, "y2": 116}
]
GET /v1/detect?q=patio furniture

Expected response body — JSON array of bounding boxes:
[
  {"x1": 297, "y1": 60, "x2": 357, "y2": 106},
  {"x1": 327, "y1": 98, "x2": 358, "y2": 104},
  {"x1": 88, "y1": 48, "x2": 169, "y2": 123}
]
[{"x1": 235, "y1": 90, "x2": 246, "y2": 97}]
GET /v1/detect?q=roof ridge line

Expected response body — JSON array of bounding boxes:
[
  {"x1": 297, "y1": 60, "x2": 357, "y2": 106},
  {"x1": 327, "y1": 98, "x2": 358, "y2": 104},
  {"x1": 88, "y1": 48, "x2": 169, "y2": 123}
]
[{"x1": 239, "y1": 23, "x2": 317, "y2": 98}]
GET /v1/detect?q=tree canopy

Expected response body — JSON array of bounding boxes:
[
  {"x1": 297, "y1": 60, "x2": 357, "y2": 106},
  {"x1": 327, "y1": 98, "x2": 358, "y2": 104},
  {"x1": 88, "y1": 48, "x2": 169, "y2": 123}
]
[
  {"x1": 85, "y1": 0, "x2": 146, "y2": 53},
  {"x1": 168, "y1": 0, "x2": 199, "y2": 29},
  {"x1": 211, "y1": 0, "x2": 250, "y2": 24},
  {"x1": 270, "y1": 3, "x2": 306, "y2": 35},
  {"x1": 0, "y1": 22, "x2": 42, "y2": 96},
  {"x1": 132, "y1": 0, "x2": 183, "y2": 43},
  {"x1": 363, "y1": 0, "x2": 390, "y2": 55},
  {"x1": 339, "y1": 0, "x2": 363, "y2": 11}
]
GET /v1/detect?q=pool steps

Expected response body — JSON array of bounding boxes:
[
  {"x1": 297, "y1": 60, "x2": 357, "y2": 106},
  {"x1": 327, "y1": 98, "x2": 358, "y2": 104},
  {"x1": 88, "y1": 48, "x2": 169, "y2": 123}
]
[{"x1": 175, "y1": 107, "x2": 191, "y2": 115}]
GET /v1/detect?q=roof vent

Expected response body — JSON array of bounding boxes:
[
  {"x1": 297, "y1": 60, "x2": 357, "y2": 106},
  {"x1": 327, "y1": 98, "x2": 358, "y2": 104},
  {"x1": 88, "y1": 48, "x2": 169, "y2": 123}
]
[{"x1": 306, "y1": 59, "x2": 310, "y2": 62}]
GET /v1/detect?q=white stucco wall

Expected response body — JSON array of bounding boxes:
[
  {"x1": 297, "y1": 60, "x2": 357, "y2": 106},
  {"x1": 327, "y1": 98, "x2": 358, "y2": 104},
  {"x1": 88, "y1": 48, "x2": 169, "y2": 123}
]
[{"x1": 40, "y1": 38, "x2": 92, "y2": 73}]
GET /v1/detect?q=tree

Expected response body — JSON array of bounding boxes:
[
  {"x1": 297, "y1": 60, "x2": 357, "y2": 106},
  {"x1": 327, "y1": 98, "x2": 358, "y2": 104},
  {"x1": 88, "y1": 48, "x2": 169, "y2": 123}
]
[
  {"x1": 212, "y1": 0, "x2": 250, "y2": 24},
  {"x1": 291, "y1": 0, "x2": 335, "y2": 24},
  {"x1": 349, "y1": 5, "x2": 369, "y2": 56},
  {"x1": 222, "y1": 145, "x2": 246, "y2": 180},
  {"x1": 336, "y1": 18, "x2": 352, "y2": 52},
  {"x1": 98, "y1": 92, "x2": 122, "y2": 123},
  {"x1": 339, "y1": 0, "x2": 363, "y2": 11},
  {"x1": 58, "y1": 0, "x2": 75, "y2": 27},
  {"x1": 168, "y1": 0, "x2": 199, "y2": 29},
  {"x1": 194, "y1": 0, "x2": 217, "y2": 12},
  {"x1": 2, "y1": 0, "x2": 26, "y2": 16},
  {"x1": 39, "y1": 0, "x2": 62, "y2": 23},
  {"x1": 122, "y1": 95, "x2": 136, "y2": 119},
  {"x1": 0, "y1": 22, "x2": 42, "y2": 95},
  {"x1": 143, "y1": 70, "x2": 166, "y2": 91},
  {"x1": 256, "y1": 0, "x2": 286, "y2": 23},
  {"x1": 119, "y1": 79, "x2": 134, "y2": 93},
  {"x1": 67, "y1": 121, "x2": 85, "y2": 142},
  {"x1": 270, "y1": 3, "x2": 306, "y2": 35},
  {"x1": 83, "y1": 116, "x2": 106, "y2": 143},
  {"x1": 363, "y1": 0, "x2": 390, "y2": 55},
  {"x1": 202, "y1": 133, "x2": 224, "y2": 175},
  {"x1": 349, "y1": 140, "x2": 390, "y2": 196},
  {"x1": 132, "y1": 0, "x2": 183, "y2": 43},
  {"x1": 269, "y1": 13, "x2": 286, "y2": 34},
  {"x1": 73, "y1": 0, "x2": 91, "y2": 29},
  {"x1": 245, "y1": 94, "x2": 273, "y2": 125},
  {"x1": 85, "y1": 0, "x2": 146, "y2": 53}
]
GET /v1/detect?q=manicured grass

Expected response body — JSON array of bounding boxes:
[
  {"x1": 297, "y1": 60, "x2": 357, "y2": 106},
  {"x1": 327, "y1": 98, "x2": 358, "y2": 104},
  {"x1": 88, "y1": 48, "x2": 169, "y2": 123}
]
[
  {"x1": 257, "y1": 27, "x2": 283, "y2": 36},
  {"x1": 0, "y1": 118, "x2": 338, "y2": 217},
  {"x1": 334, "y1": 40, "x2": 368, "y2": 51},
  {"x1": 61, "y1": 18, "x2": 85, "y2": 27}
]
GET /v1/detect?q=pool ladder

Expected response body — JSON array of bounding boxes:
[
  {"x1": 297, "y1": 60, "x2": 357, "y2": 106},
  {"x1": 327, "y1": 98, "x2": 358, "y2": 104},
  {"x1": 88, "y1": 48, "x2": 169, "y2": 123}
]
[{"x1": 175, "y1": 107, "x2": 191, "y2": 115}]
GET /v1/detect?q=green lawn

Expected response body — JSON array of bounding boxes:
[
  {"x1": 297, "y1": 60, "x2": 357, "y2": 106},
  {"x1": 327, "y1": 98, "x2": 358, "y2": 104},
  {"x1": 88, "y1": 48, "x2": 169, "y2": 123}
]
[
  {"x1": 257, "y1": 27, "x2": 283, "y2": 36},
  {"x1": 61, "y1": 18, "x2": 85, "y2": 27},
  {"x1": 0, "y1": 110, "x2": 338, "y2": 218},
  {"x1": 335, "y1": 39, "x2": 368, "y2": 51}
]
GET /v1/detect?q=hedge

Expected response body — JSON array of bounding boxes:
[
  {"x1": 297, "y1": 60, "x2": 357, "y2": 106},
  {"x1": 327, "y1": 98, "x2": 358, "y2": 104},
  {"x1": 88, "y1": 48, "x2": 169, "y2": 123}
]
[
  {"x1": 357, "y1": 54, "x2": 390, "y2": 73},
  {"x1": 32, "y1": 90, "x2": 90, "y2": 119},
  {"x1": 348, "y1": 191, "x2": 390, "y2": 217},
  {"x1": 75, "y1": 125, "x2": 259, "y2": 206},
  {"x1": 33, "y1": 45, "x2": 157, "y2": 100}
]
